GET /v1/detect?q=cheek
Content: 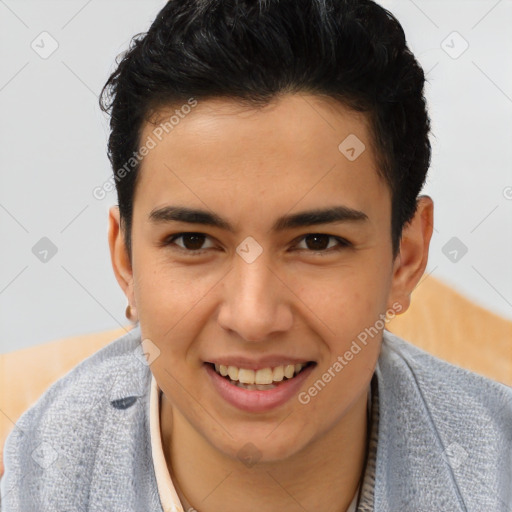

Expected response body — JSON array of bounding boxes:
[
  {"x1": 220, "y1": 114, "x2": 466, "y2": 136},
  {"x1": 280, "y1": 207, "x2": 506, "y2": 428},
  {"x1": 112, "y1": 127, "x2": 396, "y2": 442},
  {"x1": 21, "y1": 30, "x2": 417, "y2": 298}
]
[
  {"x1": 291, "y1": 264, "x2": 387, "y2": 339},
  {"x1": 134, "y1": 244, "x2": 218, "y2": 306},
  {"x1": 297, "y1": 275, "x2": 383, "y2": 424},
  {"x1": 132, "y1": 258, "x2": 223, "y2": 356}
]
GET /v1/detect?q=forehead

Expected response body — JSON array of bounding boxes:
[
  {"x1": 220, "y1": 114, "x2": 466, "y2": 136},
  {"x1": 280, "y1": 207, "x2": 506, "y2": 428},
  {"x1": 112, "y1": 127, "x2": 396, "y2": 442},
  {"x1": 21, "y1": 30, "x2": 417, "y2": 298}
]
[{"x1": 135, "y1": 93, "x2": 388, "y2": 223}]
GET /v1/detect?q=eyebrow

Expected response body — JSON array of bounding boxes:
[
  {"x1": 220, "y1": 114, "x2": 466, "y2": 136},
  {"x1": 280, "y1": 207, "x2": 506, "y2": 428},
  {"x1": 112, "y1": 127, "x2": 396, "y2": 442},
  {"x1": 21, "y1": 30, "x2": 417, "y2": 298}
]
[{"x1": 148, "y1": 205, "x2": 369, "y2": 232}]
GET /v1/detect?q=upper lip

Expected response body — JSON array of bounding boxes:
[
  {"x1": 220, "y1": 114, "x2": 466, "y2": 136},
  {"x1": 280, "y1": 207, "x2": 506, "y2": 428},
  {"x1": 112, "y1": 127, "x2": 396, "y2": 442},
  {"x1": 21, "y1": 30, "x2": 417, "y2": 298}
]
[{"x1": 205, "y1": 356, "x2": 315, "y2": 371}]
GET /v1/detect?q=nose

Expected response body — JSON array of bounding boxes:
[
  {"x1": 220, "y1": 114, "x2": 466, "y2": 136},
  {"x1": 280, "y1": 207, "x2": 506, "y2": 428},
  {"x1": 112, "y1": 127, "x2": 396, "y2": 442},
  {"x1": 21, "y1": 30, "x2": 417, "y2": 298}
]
[{"x1": 217, "y1": 253, "x2": 293, "y2": 342}]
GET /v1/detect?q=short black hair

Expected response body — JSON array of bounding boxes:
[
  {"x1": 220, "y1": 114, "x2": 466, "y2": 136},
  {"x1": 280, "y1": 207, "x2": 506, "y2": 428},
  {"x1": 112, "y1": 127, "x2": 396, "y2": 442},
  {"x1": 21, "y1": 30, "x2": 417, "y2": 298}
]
[{"x1": 100, "y1": 0, "x2": 431, "y2": 261}]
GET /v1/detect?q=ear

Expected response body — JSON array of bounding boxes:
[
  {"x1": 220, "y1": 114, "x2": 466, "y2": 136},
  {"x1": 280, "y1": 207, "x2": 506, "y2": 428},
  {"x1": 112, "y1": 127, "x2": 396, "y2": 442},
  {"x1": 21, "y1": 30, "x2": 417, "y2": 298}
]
[
  {"x1": 108, "y1": 206, "x2": 136, "y2": 310},
  {"x1": 387, "y1": 195, "x2": 434, "y2": 314}
]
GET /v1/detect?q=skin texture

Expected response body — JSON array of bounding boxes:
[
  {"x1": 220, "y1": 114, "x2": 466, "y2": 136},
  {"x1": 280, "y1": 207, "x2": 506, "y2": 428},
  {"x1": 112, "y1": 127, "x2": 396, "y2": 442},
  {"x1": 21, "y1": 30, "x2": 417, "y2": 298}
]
[{"x1": 108, "y1": 93, "x2": 433, "y2": 512}]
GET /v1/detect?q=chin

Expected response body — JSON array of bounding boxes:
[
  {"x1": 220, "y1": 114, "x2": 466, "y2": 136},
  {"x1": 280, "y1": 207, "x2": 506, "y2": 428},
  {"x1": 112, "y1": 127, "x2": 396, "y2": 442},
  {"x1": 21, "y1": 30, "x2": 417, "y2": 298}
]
[{"x1": 212, "y1": 428, "x2": 308, "y2": 466}]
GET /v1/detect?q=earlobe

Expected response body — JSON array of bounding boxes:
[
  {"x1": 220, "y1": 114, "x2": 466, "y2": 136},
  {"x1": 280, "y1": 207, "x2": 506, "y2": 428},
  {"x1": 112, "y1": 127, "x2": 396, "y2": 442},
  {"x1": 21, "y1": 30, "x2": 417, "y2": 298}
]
[
  {"x1": 388, "y1": 195, "x2": 434, "y2": 314},
  {"x1": 108, "y1": 206, "x2": 135, "y2": 307}
]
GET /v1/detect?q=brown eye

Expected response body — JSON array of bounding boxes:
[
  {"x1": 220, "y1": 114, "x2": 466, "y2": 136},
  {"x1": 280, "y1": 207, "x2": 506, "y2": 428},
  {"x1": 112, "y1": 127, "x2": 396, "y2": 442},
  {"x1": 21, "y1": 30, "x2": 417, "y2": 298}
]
[
  {"x1": 164, "y1": 232, "x2": 215, "y2": 252},
  {"x1": 294, "y1": 234, "x2": 350, "y2": 252},
  {"x1": 304, "y1": 234, "x2": 330, "y2": 250},
  {"x1": 180, "y1": 233, "x2": 206, "y2": 250}
]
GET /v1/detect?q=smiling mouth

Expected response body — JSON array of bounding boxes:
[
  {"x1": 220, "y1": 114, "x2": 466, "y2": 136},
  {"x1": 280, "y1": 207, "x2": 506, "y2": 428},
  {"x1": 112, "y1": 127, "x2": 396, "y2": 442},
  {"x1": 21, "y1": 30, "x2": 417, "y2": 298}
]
[{"x1": 205, "y1": 361, "x2": 316, "y2": 390}]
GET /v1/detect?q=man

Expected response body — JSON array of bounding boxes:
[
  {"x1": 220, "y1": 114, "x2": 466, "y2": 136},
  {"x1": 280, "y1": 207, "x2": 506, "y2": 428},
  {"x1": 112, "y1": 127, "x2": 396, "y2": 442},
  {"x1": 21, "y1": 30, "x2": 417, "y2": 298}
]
[{"x1": 2, "y1": 1, "x2": 511, "y2": 511}]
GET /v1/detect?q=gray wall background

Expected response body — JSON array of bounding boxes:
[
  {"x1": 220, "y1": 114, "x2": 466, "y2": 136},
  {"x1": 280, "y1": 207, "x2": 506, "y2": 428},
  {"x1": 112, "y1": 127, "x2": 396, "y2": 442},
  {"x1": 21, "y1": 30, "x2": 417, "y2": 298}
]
[{"x1": 1, "y1": 0, "x2": 511, "y2": 354}]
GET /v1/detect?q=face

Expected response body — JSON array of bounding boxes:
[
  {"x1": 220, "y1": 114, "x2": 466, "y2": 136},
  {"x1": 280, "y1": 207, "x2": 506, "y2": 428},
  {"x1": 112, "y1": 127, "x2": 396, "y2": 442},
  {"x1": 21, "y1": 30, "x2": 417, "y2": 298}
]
[{"x1": 109, "y1": 93, "x2": 429, "y2": 463}]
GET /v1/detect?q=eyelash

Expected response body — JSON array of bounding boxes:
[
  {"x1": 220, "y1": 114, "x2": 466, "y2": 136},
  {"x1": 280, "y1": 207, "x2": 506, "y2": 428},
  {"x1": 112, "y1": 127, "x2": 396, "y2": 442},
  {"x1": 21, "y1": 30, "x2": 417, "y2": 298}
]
[{"x1": 161, "y1": 232, "x2": 352, "y2": 256}]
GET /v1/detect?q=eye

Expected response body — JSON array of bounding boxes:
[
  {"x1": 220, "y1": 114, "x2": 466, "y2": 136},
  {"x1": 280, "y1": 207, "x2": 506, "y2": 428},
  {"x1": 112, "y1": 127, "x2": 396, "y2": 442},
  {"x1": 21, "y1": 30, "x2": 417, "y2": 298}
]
[
  {"x1": 294, "y1": 233, "x2": 351, "y2": 252},
  {"x1": 163, "y1": 232, "x2": 216, "y2": 253},
  {"x1": 161, "y1": 232, "x2": 351, "y2": 256}
]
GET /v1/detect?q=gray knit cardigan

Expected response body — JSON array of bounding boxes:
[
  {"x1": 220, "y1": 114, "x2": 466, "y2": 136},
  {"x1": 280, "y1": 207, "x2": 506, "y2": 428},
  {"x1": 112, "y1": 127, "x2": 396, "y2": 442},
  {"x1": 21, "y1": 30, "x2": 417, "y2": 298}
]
[{"x1": 1, "y1": 326, "x2": 511, "y2": 511}]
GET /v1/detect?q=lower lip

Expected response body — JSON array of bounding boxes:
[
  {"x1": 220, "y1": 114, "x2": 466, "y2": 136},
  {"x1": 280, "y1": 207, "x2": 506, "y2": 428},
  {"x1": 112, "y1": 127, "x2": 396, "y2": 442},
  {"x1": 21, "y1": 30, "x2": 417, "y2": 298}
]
[{"x1": 204, "y1": 362, "x2": 316, "y2": 413}]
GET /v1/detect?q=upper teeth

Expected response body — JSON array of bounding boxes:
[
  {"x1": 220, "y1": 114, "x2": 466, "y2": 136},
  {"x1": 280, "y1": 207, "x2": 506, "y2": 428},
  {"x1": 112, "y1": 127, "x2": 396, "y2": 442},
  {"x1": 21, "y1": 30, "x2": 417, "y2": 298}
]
[{"x1": 214, "y1": 363, "x2": 306, "y2": 385}]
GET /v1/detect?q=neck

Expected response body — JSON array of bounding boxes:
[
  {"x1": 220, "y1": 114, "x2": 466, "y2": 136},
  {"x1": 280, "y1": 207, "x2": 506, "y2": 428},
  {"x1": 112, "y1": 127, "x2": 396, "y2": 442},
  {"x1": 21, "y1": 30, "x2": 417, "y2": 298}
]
[{"x1": 160, "y1": 388, "x2": 370, "y2": 512}]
